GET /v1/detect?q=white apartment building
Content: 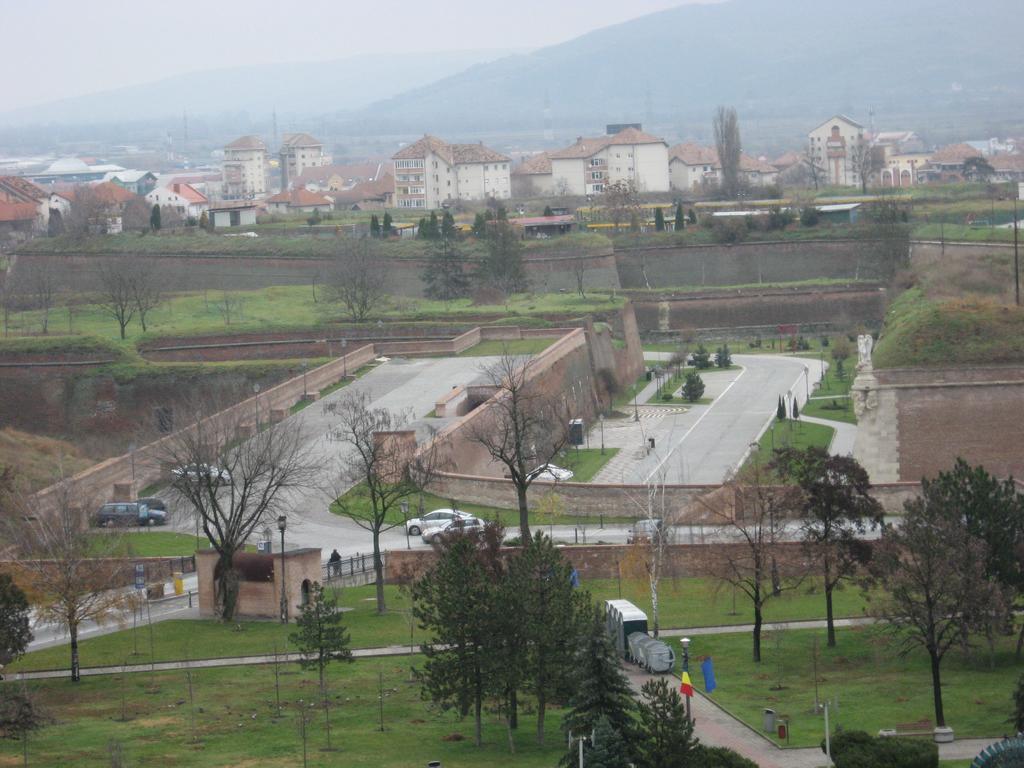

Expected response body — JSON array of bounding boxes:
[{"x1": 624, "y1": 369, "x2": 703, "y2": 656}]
[
  {"x1": 548, "y1": 127, "x2": 670, "y2": 196},
  {"x1": 392, "y1": 135, "x2": 511, "y2": 209},
  {"x1": 279, "y1": 133, "x2": 331, "y2": 191},
  {"x1": 668, "y1": 143, "x2": 720, "y2": 192},
  {"x1": 808, "y1": 115, "x2": 866, "y2": 187},
  {"x1": 146, "y1": 182, "x2": 209, "y2": 220},
  {"x1": 222, "y1": 135, "x2": 268, "y2": 199}
]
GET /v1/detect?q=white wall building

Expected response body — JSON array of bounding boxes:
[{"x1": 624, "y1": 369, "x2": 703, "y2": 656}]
[
  {"x1": 549, "y1": 127, "x2": 670, "y2": 196},
  {"x1": 668, "y1": 143, "x2": 720, "y2": 192},
  {"x1": 392, "y1": 135, "x2": 511, "y2": 209},
  {"x1": 279, "y1": 133, "x2": 330, "y2": 191},
  {"x1": 146, "y1": 182, "x2": 209, "y2": 221},
  {"x1": 223, "y1": 136, "x2": 268, "y2": 199},
  {"x1": 808, "y1": 115, "x2": 866, "y2": 187}
]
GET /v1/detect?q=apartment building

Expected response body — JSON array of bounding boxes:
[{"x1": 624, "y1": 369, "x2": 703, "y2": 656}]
[
  {"x1": 392, "y1": 135, "x2": 511, "y2": 209},
  {"x1": 669, "y1": 144, "x2": 779, "y2": 191},
  {"x1": 807, "y1": 115, "x2": 867, "y2": 187},
  {"x1": 222, "y1": 135, "x2": 268, "y2": 199},
  {"x1": 549, "y1": 127, "x2": 670, "y2": 196},
  {"x1": 279, "y1": 133, "x2": 330, "y2": 191}
]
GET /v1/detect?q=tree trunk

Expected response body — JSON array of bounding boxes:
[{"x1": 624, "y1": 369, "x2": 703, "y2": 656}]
[
  {"x1": 474, "y1": 693, "x2": 483, "y2": 747},
  {"x1": 929, "y1": 651, "x2": 945, "y2": 727},
  {"x1": 824, "y1": 563, "x2": 836, "y2": 648},
  {"x1": 752, "y1": 603, "x2": 763, "y2": 663},
  {"x1": 373, "y1": 529, "x2": 386, "y2": 613},
  {"x1": 536, "y1": 690, "x2": 546, "y2": 746},
  {"x1": 214, "y1": 551, "x2": 239, "y2": 621},
  {"x1": 508, "y1": 687, "x2": 518, "y2": 729},
  {"x1": 70, "y1": 621, "x2": 80, "y2": 682},
  {"x1": 1016, "y1": 620, "x2": 1024, "y2": 661},
  {"x1": 516, "y1": 483, "x2": 530, "y2": 544}
]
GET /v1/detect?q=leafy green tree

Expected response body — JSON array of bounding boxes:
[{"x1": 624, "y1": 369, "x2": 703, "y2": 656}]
[
  {"x1": 772, "y1": 448, "x2": 882, "y2": 646},
  {"x1": 716, "y1": 344, "x2": 732, "y2": 368},
  {"x1": 654, "y1": 208, "x2": 665, "y2": 232},
  {"x1": 289, "y1": 582, "x2": 353, "y2": 694},
  {"x1": 562, "y1": 605, "x2": 636, "y2": 749},
  {"x1": 422, "y1": 235, "x2": 470, "y2": 302},
  {"x1": 691, "y1": 344, "x2": 711, "y2": 370},
  {"x1": 543, "y1": 205, "x2": 554, "y2": 217},
  {"x1": 413, "y1": 535, "x2": 502, "y2": 747},
  {"x1": 682, "y1": 371, "x2": 705, "y2": 403},
  {"x1": 381, "y1": 211, "x2": 393, "y2": 237},
  {"x1": 472, "y1": 211, "x2": 488, "y2": 238},
  {"x1": 1013, "y1": 673, "x2": 1024, "y2": 734},
  {"x1": 0, "y1": 573, "x2": 31, "y2": 666},
  {"x1": 585, "y1": 715, "x2": 632, "y2": 768},
  {"x1": 510, "y1": 533, "x2": 586, "y2": 745},
  {"x1": 478, "y1": 220, "x2": 528, "y2": 295},
  {"x1": 800, "y1": 206, "x2": 820, "y2": 227},
  {"x1": 693, "y1": 746, "x2": 757, "y2": 768},
  {"x1": 149, "y1": 204, "x2": 161, "y2": 231},
  {"x1": 441, "y1": 210, "x2": 457, "y2": 240},
  {"x1": 635, "y1": 677, "x2": 698, "y2": 768},
  {"x1": 419, "y1": 210, "x2": 439, "y2": 239},
  {"x1": 674, "y1": 203, "x2": 685, "y2": 231},
  {"x1": 369, "y1": 214, "x2": 381, "y2": 238},
  {"x1": 688, "y1": 208, "x2": 697, "y2": 225},
  {"x1": 306, "y1": 208, "x2": 322, "y2": 227}
]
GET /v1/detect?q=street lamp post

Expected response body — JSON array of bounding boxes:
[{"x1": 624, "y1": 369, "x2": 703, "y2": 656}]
[
  {"x1": 599, "y1": 413, "x2": 605, "y2": 455},
  {"x1": 401, "y1": 500, "x2": 410, "y2": 550},
  {"x1": 341, "y1": 338, "x2": 348, "y2": 378},
  {"x1": 1014, "y1": 194, "x2": 1020, "y2": 307},
  {"x1": 804, "y1": 365, "x2": 810, "y2": 402},
  {"x1": 301, "y1": 360, "x2": 308, "y2": 400},
  {"x1": 128, "y1": 442, "x2": 136, "y2": 497},
  {"x1": 681, "y1": 636, "x2": 692, "y2": 723},
  {"x1": 253, "y1": 383, "x2": 261, "y2": 429},
  {"x1": 277, "y1": 515, "x2": 288, "y2": 623}
]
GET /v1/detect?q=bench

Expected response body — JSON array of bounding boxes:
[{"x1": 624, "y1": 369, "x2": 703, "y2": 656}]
[{"x1": 879, "y1": 719, "x2": 933, "y2": 738}]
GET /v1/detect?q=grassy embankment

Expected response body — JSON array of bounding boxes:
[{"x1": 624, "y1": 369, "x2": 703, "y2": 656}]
[{"x1": 747, "y1": 419, "x2": 836, "y2": 469}]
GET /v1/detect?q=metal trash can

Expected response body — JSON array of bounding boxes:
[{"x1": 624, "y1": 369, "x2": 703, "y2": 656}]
[
  {"x1": 645, "y1": 370, "x2": 653, "y2": 381},
  {"x1": 428, "y1": 763, "x2": 442, "y2": 768},
  {"x1": 763, "y1": 708, "x2": 776, "y2": 733},
  {"x1": 777, "y1": 722, "x2": 788, "y2": 740}
]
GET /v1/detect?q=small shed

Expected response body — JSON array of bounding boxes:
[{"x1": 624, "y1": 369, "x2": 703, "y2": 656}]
[
  {"x1": 196, "y1": 547, "x2": 322, "y2": 620},
  {"x1": 508, "y1": 214, "x2": 576, "y2": 237},
  {"x1": 605, "y1": 599, "x2": 648, "y2": 658},
  {"x1": 815, "y1": 202, "x2": 862, "y2": 225},
  {"x1": 209, "y1": 203, "x2": 258, "y2": 228}
]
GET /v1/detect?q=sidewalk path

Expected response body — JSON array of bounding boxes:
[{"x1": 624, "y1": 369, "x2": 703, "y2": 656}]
[{"x1": 800, "y1": 415, "x2": 857, "y2": 457}]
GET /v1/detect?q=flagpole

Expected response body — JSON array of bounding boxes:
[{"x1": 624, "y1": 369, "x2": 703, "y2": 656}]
[{"x1": 681, "y1": 637, "x2": 692, "y2": 724}]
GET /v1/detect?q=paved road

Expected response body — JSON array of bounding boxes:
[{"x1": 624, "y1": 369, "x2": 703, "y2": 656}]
[{"x1": 594, "y1": 354, "x2": 827, "y2": 485}]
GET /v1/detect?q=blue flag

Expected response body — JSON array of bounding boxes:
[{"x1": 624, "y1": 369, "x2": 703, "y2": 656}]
[{"x1": 701, "y1": 657, "x2": 717, "y2": 693}]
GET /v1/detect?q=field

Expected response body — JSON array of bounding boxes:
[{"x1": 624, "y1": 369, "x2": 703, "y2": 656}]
[
  {"x1": 695, "y1": 627, "x2": 1023, "y2": 748},
  {"x1": 86, "y1": 531, "x2": 211, "y2": 558}
]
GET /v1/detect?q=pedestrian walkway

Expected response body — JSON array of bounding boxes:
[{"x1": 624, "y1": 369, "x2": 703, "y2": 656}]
[{"x1": 800, "y1": 415, "x2": 857, "y2": 457}]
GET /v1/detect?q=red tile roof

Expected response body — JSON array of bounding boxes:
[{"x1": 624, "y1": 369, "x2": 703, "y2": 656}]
[
  {"x1": 295, "y1": 162, "x2": 384, "y2": 187},
  {"x1": 668, "y1": 143, "x2": 719, "y2": 166},
  {"x1": 392, "y1": 135, "x2": 509, "y2": 164},
  {"x1": 393, "y1": 135, "x2": 454, "y2": 163},
  {"x1": 0, "y1": 201, "x2": 38, "y2": 223},
  {"x1": 331, "y1": 173, "x2": 395, "y2": 204},
  {"x1": 930, "y1": 143, "x2": 983, "y2": 164},
  {"x1": 0, "y1": 176, "x2": 46, "y2": 204},
  {"x1": 266, "y1": 188, "x2": 333, "y2": 207},
  {"x1": 169, "y1": 183, "x2": 208, "y2": 204},
  {"x1": 513, "y1": 153, "x2": 553, "y2": 175},
  {"x1": 280, "y1": 132, "x2": 323, "y2": 149},
  {"x1": 552, "y1": 128, "x2": 666, "y2": 160},
  {"x1": 451, "y1": 143, "x2": 510, "y2": 163},
  {"x1": 90, "y1": 181, "x2": 139, "y2": 205},
  {"x1": 225, "y1": 135, "x2": 266, "y2": 151}
]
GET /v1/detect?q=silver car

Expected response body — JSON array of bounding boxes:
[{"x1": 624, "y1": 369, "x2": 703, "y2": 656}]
[
  {"x1": 405, "y1": 508, "x2": 471, "y2": 537},
  {"x1": 421, "y1": 516, "x2": 485, "y2": 544}
]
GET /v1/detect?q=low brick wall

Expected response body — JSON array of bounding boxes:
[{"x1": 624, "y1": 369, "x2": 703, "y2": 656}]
[{"x1": 0, "y1": 555, "x2": 194, "y2": 591}]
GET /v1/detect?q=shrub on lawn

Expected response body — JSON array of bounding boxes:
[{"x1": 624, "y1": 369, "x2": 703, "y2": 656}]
[
  {"x1": 692, "y1": 745, "x2": 758, "y2": 768},
  {"x1": 823, "y1": 730, "x2": 938, "y2": 768}
]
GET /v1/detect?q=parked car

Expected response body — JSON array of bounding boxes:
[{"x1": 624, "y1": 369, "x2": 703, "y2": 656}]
[
  {"x1": 136, "y1": 497, "x2": 168, "y2": 513},
  {"x1": 94, "y1": 501, "x2": 166, "y2": 527},
  {"x1": 421, "y1": 516, "x2": 485, "y2": 544},
  {"x1": 528, "y1": 463, "x2": 574, "y2": 482},
  {"x1": 627, "y1": 518, "x2": 664, "y2": 544},
  {"x1": 405, "y1": 508, "x2": 471, "y2": 537},
  {"x1": 171, "y1": 464, "x2": 231, "y2": 485}
]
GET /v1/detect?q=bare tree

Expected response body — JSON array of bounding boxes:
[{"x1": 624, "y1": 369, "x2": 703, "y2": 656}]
[
  {"x1": 603, "y1": 180, "x2": 639, "y2": 232},
  {"x1": 164, "y1": 410, "x2": 320, "y2": 621},
  {"x1": 160, "y1": 205, "x2": 184, "y2": 230},
  {"x1": 94, "y1": 257, "x2": 137, "y2": 339},
  {"x1": 329, "y1": 391, "x2": 439, "y2": 613},
  {"x1": 121, "y1": 196, "x2": 152, "y2": 233},
  {"x1": 849, "y1": 141, "x2": 883, "y2": 194},
  {"x1": 216, "y1": 291, "x2": 244, "y2": 326},
  {"x1": 130, "y1": 260, "x2": 163, "y2": 333},
  {"x1": 714, "y1": 106, "x2": 742, "y2": 199},
  {"x1": 802, "y1": 145, "x2": 825, "y2": 191},
  {"x1": 65, "y1": 186, "x2": 110, "y2": 238},
  {"x1": 17, "y1": 261, "x2": 57, "y2": 335},
  {"x1": 698, "y1": 462, "x2": 805, "y2": 662},
  {"x1": 0, "y1": 273, "x2": 13, "y2": 337},
  {"x1": 466, "y1": 353, "x2": 575, "y2": 542},
  {"x1": 324, "y1": 237, "x2": 387, "y2": 322},
  {"x1": 570, "y1": 255, "x2": 589, "y2": 299},
  {"x1": 0, "y1": 480, "x2": 130, "y2": 682},
  {"x1": 621, "y1": 474, "x2": 677, "y2": 638}
]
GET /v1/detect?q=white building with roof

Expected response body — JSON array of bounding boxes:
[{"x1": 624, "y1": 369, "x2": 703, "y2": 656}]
[
  {"x1": 808, "y1": 115, "x2": 867, "y2": 187},
  {"x1": 392, "y1": 135, "x2": 511, "y2": 209},
  {"x1": 279, "y1": 133, "x2": 330, "y2": 192},
  {"x1": 549, "y1": 127, "x2": 670, "y2": 196},
  {"x1": 223, "y1": 135, "x2": 268, "y2": 199}
]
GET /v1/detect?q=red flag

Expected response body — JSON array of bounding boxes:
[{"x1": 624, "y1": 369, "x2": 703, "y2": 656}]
[{"x1": 680, "y1": 671, "x2": 694, "y2": 697}]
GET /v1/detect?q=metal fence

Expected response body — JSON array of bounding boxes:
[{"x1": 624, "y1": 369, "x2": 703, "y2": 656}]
[{"x1": 322, "y1": 553, "x2": 374, "y2": 582}]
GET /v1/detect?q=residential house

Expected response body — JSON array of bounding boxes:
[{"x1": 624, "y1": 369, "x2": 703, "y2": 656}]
[
  {"x1": 988, "y1": 154, "x2": 1024, "y2": 183},
  {"x1": 60, "y1": 181, "x2": 140, "y2": 234},
  {"x1": 870, "y1": 131, "x2": 926, "y2": 154},
  {"x1": 770, "y1": 151, "x2": 803, "y2": 175},
  {"x1": 279, "y1": 133, "x2": 330, "y2": 192},
  {"x1": 104, "y1": 170, "x2": 158, "y2": 196},
  {"x1": 0, "y1": 176, "x2": 49, "y2": 241},
  {"x1": 329, "y1": 173, "x2": 395, "y2": 210},
  {"x1": 223, "y1": 135, "x2": 268, "y2": 199},
  {"x1": 511, "y1": 153, "x2": 554, "y2": 197},
  {"x1": 739, "y1": 154, "x2": 779, "y2": 188},
  {"x1": 549, "y1": 127, "x2": 670, "y2": 195},
  {"x1": 917, "y1": 143, "x2": 983, "y2": 183},
  {"x1": 880, "y1": 152, "x2": 932, "y2": 187},
  {"x1": 265, "y1": 188, "x2": 333, "y2": 214},
  {"x1": 668, "y1": 144, "x2": 779, "y2": 191},
  {"x1": 208, "y1": 202, "x2": 258, "y2": 228},
  {"x1": 296, "y1": 162, "x2": 385, "y2": 193},
  {"x1": 146, "y1": 183, "x2": 209, "y2": 221},
  {"x1": 391, "y1": 135, "x2": 511, "y2": 209},
  {"x1": 807, "y1": 115, "x2": 867, "y2": 187}
]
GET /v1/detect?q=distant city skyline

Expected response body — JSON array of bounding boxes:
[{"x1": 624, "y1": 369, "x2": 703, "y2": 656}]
[{"x1": 2, "y1": 0, "x2": 717, "y2": 112}]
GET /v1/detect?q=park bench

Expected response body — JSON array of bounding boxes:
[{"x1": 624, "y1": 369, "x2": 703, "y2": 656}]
[{"x1": 879, "y1": 719, "x2": 933, "y2": 738}]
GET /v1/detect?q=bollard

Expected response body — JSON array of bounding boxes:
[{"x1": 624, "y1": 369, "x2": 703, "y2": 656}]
[{"x1": 188, "y1": 590, "x2": 193, "y2": 608}]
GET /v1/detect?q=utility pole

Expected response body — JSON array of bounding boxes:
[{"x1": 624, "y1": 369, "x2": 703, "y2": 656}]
[{"x1": 1014, "y1": 194, "x2": 1020, "y2": 307}]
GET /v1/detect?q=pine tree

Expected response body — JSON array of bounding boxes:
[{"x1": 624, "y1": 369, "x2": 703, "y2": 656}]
[
  {"x1": 198, "y1": 210, "x2": 209, "y2": 231},
  {"x1": 441, "y1": 210, "x2": 457, "y2": 240},
  {"x1": 585, "y1": 715, "x2": 631, "y2": 768},
  {"x1": 472, "y1": 211, "x2": 488, "y2": 238},
  {"x1": 370, "y1": 214, "x2": 381, "y2": 238},
  {"x1": 382, "y1": 211, "x2": 393, "y2": 237},
  {"x1": 716, "y1": 344, "x2": 732, "y2": 368},
  {"x1": 674, "y1": 203, "x2": 685, "y2": 232},
  {"x1": 688, "y1": 208, "x2": 698, "y2": 225},
  {"x1": 562, "y1": 605, "x2": 636, "y2": 749},
  {"x1": 478, "y1": 220, "x2": 528, "y2": 295},
  {"x1": 691, "y1": 344, "x2": 711, "y2": 370},
  {"x1": 635, "y1": 677, "x2": 698, "y2": 768},
  {"x1": 422, "y1": 235, "x2": 470, "y2": 302},
  {"x1": 792, "y1": 399, "x2": 800, "y2": 420},
  {"x1": 543, "y1": 205, "x2": 554, "y2": 217},
  {"x1": 777, "y1": 396, "x2": 787, "y2": 421},
  {"x1": 655, "y1": 208, "x2": 666, "y2": 232},
  {"x1": 682, "y1": 371, "x2": 705, "y2": 403},
  {"x1": 150, "y1": 204, "x2": 161, "y2": 231},
  {"x1": 289, "y1": 582, "x2": 353, "y2": 695}
]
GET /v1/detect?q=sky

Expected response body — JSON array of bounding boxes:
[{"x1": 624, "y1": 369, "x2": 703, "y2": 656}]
[{"x1": 2, "y1": 0, "x2": 717, "y2": 111}]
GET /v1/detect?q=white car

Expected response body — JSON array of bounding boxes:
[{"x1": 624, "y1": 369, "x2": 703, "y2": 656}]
[
  {"x1": 421, "y1": 516, "x2": 485, "y2": 544},
  {"x1": 405, "y1": 508, "x2": 471, "y2": 537},
  {"x1": 528, "y1": 463, "x2": 574, "y2": 482},
  {"x1": 171, "y1": 463, "x2": 231, "y2": 485}
]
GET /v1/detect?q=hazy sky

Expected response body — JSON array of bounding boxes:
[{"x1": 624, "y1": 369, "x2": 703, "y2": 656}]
[{"x1": 3, "y1": 0, "x2": 715, "y2": 111}]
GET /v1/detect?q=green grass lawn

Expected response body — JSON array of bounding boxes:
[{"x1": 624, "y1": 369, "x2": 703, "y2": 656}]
[
  {"x1": 0, "y1": 655, "x2": 566, "y2": 767},
  {"x1": 86, "y1": 531, "x2": 210, "y2": 558},
  {"x1": 458, "y1": 338, "x2": 554, "y2": 357},
  {"x1": 559, "y1": 447, "x2": 619, "y2": 482},
  {"x1": 693, "y1": 626, "x2": 1023, "y2": 748},
  {"x1": 748, "y1": 419, "x2": 835, "y2": 469},
  {"x1": 612, "y1": 371, "x2": 652, "y2": 409},
  {"x1": 11, "y1": 577, "x2": 875, "y2": 674},
  {"x1": 913, "y1": 223, "x2": 1017, "y2": 243},
  {"x1": 802, "y1": 371, "x2": 856, "y2": 424}
]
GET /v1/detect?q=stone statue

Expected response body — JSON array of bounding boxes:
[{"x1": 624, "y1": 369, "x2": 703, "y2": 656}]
[
  {"x1": 857, "y1": 334, "x2": 874, "y2": 370},
  {"x1": 851, "y1": 385, "x2": 878, "y2": 419}
]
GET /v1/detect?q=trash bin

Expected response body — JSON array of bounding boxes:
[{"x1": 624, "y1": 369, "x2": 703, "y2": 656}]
[
  {"x1": 777, "y1": 722, "x2": 788, "y2": 740},
  {"x1": 645, "y1": 370, "x2": 653, "y2": 381},
  {"x1": 172, "y1": 572, "x2": 184, "y2": 596},
  {"x1": 648, "y1": 437, "x2": 656, "y2": 450},
  {"x1": 427, "y1": 763, "x2": 442, "y2": 768},
  {"x1": 762, "y1": 708, "x2": 776, "y2": 733}
]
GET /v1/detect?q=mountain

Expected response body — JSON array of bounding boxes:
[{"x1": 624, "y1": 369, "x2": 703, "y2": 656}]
[
  {"x1": 348, "y1": 0, "x2": 1024, "y2": 141},
  {"x1": 0, "y1": 50, "x2": 518, "y2": 127}
]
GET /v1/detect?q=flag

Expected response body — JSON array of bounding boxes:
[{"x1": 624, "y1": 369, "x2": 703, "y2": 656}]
[
  {"x1": 701, "y1": 657, "x2": 717, "y2": 693},
  {"x1": 679, "y1": 671, "x2": 694, "y2": 697}
]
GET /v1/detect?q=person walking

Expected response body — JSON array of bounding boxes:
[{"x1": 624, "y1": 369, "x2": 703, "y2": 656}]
[{"x1": 328, "y1": 549, "x2": 342, "y2": 578}]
